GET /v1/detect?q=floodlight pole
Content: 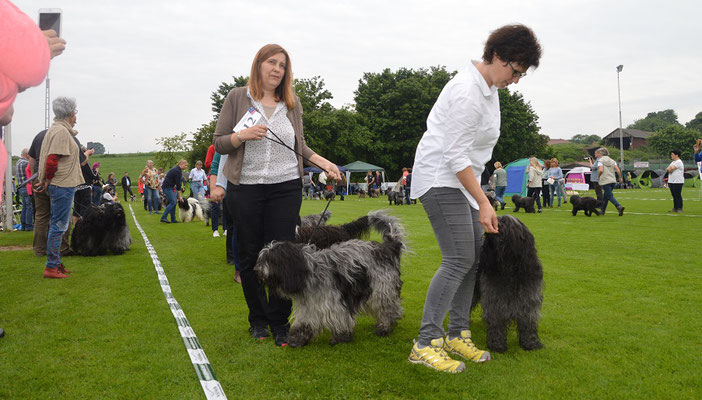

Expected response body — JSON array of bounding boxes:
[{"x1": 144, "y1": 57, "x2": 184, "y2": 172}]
[{"x1": 616, "y1": 65, "x2": 624, "y2": 167}]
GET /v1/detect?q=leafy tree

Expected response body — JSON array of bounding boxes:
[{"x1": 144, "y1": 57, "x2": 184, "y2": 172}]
[
  {"x1": 570, "y1": 134, "x2": 601, "y2": 145},
  {"x1": 210, "y1": 75, "x2": 249, "y2": 117},
  {"x1": 86, "y1": 141, "x2": 105, "y2": 154},
  {"x1": 155, "y1": 133, "x2": 188, "y2": 170},
  {"x1": 628, "y1": 109, "x2": 682, "y2": 132},
  {"x1": 685, "y1": 111, "x2": 702, "y2": 135},
  {"x1": 492, "y1": 88, "x2": 552, "y2": 164},
  {"x1": 187, "y1": 121, "x2": 217, "y2": 168},
  {"x1": 550, "y1": 143, "x2": 589, "y2": 163},
  {"x1": 647, "y1": 125, "x2": 699, "y2": 159},
  {"x1": 295, "y1": 76, "x2": 333, "y2": 113},
  {"x1": 354, "y1": 66, "x2": 455, "y2": 179}
]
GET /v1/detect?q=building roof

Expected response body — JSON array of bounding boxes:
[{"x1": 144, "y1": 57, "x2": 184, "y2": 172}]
[
  {"x1": 547, "y1": 139, "x2": 571, "y2": 145},
  {"x1": 603, "y1": 128, "x2": 653, "y2": 139}
]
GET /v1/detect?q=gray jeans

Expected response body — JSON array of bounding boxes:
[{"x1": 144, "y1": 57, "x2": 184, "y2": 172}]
[{"x1": 417, "y1": 187, "x2": 482, "y2": 345}]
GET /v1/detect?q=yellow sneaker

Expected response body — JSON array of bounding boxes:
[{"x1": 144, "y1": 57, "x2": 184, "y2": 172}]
[
  {"x1": 445, "y1": 330, "x2": 491, "y2": 363},
  {"x1": 408, "y1": 338, "x2": 465, "y2": 373}
]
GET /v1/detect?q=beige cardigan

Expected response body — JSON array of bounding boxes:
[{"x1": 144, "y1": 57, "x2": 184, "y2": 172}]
[{"x1": 212, "y1": 87, "x2": 315, "y2": 185}]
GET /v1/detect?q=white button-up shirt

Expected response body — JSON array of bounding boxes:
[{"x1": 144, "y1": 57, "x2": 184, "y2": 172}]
[{"x1": 410, "y1": 61, "x2": 501, "y2": 209}]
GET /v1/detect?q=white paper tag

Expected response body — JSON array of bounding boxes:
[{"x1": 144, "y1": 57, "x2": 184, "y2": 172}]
[{"x1": 234, "y1": 107, "x2": 263, "y2": 132}]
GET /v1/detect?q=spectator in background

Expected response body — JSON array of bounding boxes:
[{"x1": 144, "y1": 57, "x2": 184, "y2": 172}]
[
  {"x1": 547, "y1": 158, "x2": 564, "y2": 207},
  {"x1": 160, "y1": 159, "x2": 188, "y2": 223},
  {"x1": 694, "y1": 139, "x2": 702, "y2": 178},
  {"x1": 588, "y1": 155, "x2": 603, "y2": 201},
  {"x1": 375, "y1": 170, "x2": 383, "y2": 190},
  {"x1": 404, "y1": 168, "x2": 413, "y2": 204},
  {"x1": 36, "y1": 96, "x2": 83, "y2": 279},
  {"x1": 189, "y1": 160, "x2": 207, "y2": 198},
  {"x1": 141, "y1": 160, "x2": 160, "y2": 215},
  {"x1": 365, "y1": 170, "x2": 374, "y2": 192},
  {"x1": 302, "y1": 173, "x2": 314, "y2": 199},
  {"x1": 596, "y1": 147, "x2": 625, "y2": 216},
  {"x1": 121, "y1": 171, "x2": 134, "y2": 201},
  {"x1": 90, "y1": 162, "x2": 103, "y2": 205},
  {"x1": 16, "y1": 148, "x2": 33, "y2": 231},
  {"x1": 106, "y1": 172, "x2": 117, "y2": 193},
  {"x1": 492, "y1": 162, "x2": 507, "y2": 210},
  {"x1": 527, "y1": 157, "x2": 543, "y2": 213},
  {"x1": 665, "y1": 149, "x2": 684, "y2": 213},
  {"x1": 541, "y1": 159, "x2": 551, "y2": 208}
]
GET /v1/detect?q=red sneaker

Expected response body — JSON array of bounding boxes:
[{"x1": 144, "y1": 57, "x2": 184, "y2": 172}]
[
  {"x1": 58, "y1": 263, "x2": 73, "y2": 274},
  {"x1": 44, "y1": 267, "x2": 70, "y2": 279}
]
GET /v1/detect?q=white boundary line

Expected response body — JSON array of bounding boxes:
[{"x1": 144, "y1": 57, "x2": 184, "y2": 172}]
[{"x1": 128, "y1": 205, "x2": 227, "y2": 399}]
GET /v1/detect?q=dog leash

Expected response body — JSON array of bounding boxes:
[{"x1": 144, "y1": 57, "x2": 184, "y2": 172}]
[{"x1": 264, "y1": 126, "x2": 336, "y2": 242}]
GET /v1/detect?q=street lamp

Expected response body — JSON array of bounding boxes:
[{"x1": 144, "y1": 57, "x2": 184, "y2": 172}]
[{"x1": 616, "y1": 64, "x2": 624, "y2": 167}]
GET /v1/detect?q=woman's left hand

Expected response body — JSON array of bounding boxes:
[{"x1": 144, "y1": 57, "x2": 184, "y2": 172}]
[
  {"x1": 479, "y1": 202, "x2": 499, "y2": 233},
  {"x1": 324, "y1": 162, "x2": 341, "y2": 181}
]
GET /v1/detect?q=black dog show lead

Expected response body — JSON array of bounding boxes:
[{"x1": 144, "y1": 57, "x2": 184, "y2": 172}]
[{"x1": 263, "y1": 126, "x2": 336, "y2": 240}]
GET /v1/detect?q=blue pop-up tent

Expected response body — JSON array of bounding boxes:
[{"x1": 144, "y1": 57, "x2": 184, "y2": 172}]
[{"x1": 503, "y1": 158, "x2": 544, "y2": 197}]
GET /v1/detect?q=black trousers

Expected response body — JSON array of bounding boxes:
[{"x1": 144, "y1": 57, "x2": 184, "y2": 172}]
[
  {"x1": 226, "y1": 179, "x2": 302, "y2": 332},
  {"x1": 122, "y1": 185, "x2": 134, "y2": 201},
  {"x1": 527, "y1": 187, "x2": 542, "y2": 210},
  {"x1": 669, "y1": 183, "x2": 683, "y2": 210}
]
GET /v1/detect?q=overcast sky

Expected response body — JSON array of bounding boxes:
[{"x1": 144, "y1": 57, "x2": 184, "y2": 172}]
[{"x1": 8, "y1": 0, "x2": 702, "y2": 156}]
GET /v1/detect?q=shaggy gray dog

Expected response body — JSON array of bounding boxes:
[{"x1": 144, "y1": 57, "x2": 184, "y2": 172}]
[
  {"x1": 71, "y1": 202, "x2": 132, "y2": 256},
  {"x1": 474, "y1": 215, "x2": 543, "y2": 353},
  {"x1": 299, "y1": 210, "x2": 332, "y2": 228},
  {"x1": 570, "y1": 195, "x2": 603, "y2": 217},
  {"x1": 255, "y1": 210, "x2": 405, "y2": 347},
  {"x1": 511, "y1": 195, "x2": 536, "y2": 213}
]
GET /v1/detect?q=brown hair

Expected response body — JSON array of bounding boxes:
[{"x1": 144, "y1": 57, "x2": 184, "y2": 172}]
[
  {"x1": 249, "y1": 44, "x2": 296, "y2": 109},
  {"x1": 483, "y1": 24, "x2": 542, "y2": 69},
  {"x1": 544, "y1": 159, "x2": 552, "y2": 169}
]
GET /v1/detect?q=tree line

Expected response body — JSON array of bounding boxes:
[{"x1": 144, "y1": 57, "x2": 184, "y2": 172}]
[{"x1": 156, "y1": 67, "x2": 551, "y2": 180}]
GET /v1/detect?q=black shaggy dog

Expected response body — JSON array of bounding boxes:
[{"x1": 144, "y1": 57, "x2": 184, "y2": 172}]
[
  {"x1": 295, "y1": 210, "x2": 392, "y2": 248},
  {"x1": 511, "y1": 195, "x2": 535, "y2": 213},
  {"x1": 255, "y1": 210, "x2": 405, "y2": 347},
  {"x1": 570, "y1": 195, "x2": 603, "y2": 217},
  {"x1": 473, "y1": 215, "x2": 543, "y2": 353},
  {"x1": 71, "y1": 202, "x2": 132, "y2": 256},
  {"x1": 299, "y1": 210, "x2": 332, "y2": 228}
]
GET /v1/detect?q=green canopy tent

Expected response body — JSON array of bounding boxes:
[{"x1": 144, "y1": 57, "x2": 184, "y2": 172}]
[
  {"x1": 504, "y1": 158, "x2": 544, "y2": 197},
  {"x1": 342, "y1": 161, "x2": 386, "y2": 194}
]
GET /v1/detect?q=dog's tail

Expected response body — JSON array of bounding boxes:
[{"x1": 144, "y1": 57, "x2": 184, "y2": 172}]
[
  {"x1": 367, "y1": 209, "x2": 406, "y2": 249},
  {"x1": 196, "y1": 195, "x2": 211, "y2": 212}
]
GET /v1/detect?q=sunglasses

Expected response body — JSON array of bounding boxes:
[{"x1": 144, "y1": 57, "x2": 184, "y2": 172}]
[{"x1": 509, "y1": 62, "x2": 527, "y2": 78}]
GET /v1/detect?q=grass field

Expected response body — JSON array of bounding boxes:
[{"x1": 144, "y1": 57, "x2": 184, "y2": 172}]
[{"x1": 1, "y1": 187, "x2": 700, "y2": 399}]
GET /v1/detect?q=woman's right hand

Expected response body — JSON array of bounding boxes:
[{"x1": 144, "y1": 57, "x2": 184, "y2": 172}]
[{"x1": 238, "y1": 125, "x2": 268, "y2": 142}]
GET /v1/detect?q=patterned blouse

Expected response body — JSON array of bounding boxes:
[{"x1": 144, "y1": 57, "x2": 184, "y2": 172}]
[
  {"x1": 239, "y1": 91, "x2": 299, "y2": 185},
  {"x1": 142, "y1": 167, "x2": 160, "y2": 189}
]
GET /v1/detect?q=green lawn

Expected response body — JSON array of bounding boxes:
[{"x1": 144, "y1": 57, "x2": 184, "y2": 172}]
[{"x1": 1, "y1": 188, "x2": 700, "y2": 399}]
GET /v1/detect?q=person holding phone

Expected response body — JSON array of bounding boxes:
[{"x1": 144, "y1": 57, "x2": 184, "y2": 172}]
[
  {"x1": 408, "y1": 25, "x2": 541, "y2": 373},
  {"x1": 213, "y1": 44, "x2": 340, "y2": 347}
]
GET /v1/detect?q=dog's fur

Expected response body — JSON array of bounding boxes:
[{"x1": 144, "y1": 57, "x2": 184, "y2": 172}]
[
  {"x1": 358, "y1": 189, "x2": 366, "y2": 198},
  {"x1": 473, "y1": 215, "x2": 543, "y2": 353},
  {"x1": 296, "y1": 210, "x2": 390, "y2": 248},
  {"x1": 178, "y1": 196, "x2": 210, "y2": 223},
  {"x1": 255, "y1": 210, "x2": 405, "y2": 347},
  {"x1": 512, "y1": 195, "x2": 536, "y2": 213},
  {"x1": 71, "y1": 202, "x2": 132, "y2": 256},
  {"x1": 322, "y1": 190, "x2": 336, "y2": 201},
  {"x1": 387, "y1": 190, "x2": 404, "y2": 206},
  {"x1": 369, "y1": 188, "x2": 381, "y2": 198},
  {"x1": 485, "y1": 190, "x2": 500, "y2": 210},
  {"x1": 299, "y1": 211, "x2": 332, "y2": 228},
  {"x1": 570, "y1": 195, "x2": 603, "y2": 217}
]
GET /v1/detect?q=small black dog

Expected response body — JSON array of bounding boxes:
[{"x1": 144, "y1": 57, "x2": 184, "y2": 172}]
[
  {"x1": 71, "y1": 202, "x2": 132, "y2": 256},
  {"x1": 512, "y1": 195, "x2": 535, "y2": 213},
  {"x1": 474, "y1": 215, "x2": 543, "y2": 353},
  {"x1": 296, "y1": 210, "x2": 392, "y2": 249},
  {"x1": 299, "y1": 211, "x2": 332, "y2": 228},
  {"x1": 570, "y1": 195, "x2": 603, "y2": 217}
]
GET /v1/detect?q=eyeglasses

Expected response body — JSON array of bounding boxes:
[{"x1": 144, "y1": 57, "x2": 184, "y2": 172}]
[{"x1": 509, "y1": 62, "x2": 527, "y2": 78}]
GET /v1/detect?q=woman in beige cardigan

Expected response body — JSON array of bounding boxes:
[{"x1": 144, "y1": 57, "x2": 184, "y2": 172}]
[{"x1": 213, "y1": 44, "x2": 340, "y2": 347}]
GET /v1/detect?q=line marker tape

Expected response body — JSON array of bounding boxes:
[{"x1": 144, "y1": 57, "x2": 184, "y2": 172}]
[{"x1": 129, "y1": 205, "x2": 227, "y2": 399}]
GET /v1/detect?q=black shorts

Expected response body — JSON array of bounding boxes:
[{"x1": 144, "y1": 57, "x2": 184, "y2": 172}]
[{"x1": 73, "y1": 187, "x2": 92, "y2": 217}]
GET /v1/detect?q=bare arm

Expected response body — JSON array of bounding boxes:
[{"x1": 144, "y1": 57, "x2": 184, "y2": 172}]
[{"x1": 456, "y1": 167, "x2": 498, "y2": 233}]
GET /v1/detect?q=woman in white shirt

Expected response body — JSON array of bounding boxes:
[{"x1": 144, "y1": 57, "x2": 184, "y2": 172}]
[
  {"x1": 665, "y1": 149, "x2": 685, "y2": 212},
  {"x1": 408, "y1": 24, "x2": 542, "y2": 373},
  {"x1": 189, "y1": 160, "x2": 207, "y2": 198},
  {"x1": 527, "y1": 157, "x2": 544, "y2": 212}
]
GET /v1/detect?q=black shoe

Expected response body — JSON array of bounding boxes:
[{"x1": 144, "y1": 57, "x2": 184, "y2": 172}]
[
  {"x1": 0, "y1": 328, "x2": 4, "y2": 338},
  {"x1": 249, "y1": 326, "x2": 270, "y2": 340},
  {"x1": 617, "y1": 206, "x2": 625, "y2": 216},
  {"x1": 501, "y1": 203, "x2": 505, "y2": 210},
  {"x1": 160, "y1": 219, "x2": 170, "y2": 223},
  {"x1": 273, "y1": 330, "x2": 289, "y2": 347},
  {"x1": 171, "y1": 220, "x2": 179, "y2": 223}
]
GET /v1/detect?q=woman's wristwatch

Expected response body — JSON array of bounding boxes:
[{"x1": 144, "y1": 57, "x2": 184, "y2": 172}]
[{"x1": 237, "y1": 131, "x2": 245, "y2": 143}]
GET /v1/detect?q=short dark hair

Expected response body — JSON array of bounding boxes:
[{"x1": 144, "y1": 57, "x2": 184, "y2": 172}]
[
  {"x1": 483, "y1": 24, "x2": 542, "y2": 69},
  {"x1": 672, "y1": 149, "x2": 681, "y2": 156}
]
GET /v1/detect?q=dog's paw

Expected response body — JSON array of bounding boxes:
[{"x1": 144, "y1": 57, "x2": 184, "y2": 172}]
[
  {"x1": 329, "y1": 332, "x2": 354, "y2": 346},
  {"x1": 519, "y1": 340, "x2": 543, "y2": 351},
  {"x1": 487, "y1": 342, "x2": 508, "y2": 353}
]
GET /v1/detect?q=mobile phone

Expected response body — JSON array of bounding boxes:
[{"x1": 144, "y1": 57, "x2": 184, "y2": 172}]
[{"x1": 38, "y1": 8, "x2": 62, "y2": 37}]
